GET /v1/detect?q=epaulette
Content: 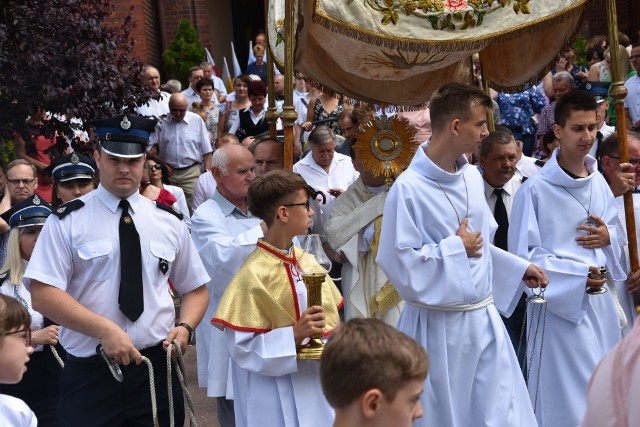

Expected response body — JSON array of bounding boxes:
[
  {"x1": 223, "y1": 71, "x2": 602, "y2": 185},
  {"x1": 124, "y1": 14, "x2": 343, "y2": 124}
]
[
  {"x1": 54, "y1": 199, "x2": 85, "y2": 218},
  {"x1": 0, "y1": 270, "x2": 9, "y2": 286},
  {"x1": 155, "y1": 202, "x2": 183, "y2": 220}
]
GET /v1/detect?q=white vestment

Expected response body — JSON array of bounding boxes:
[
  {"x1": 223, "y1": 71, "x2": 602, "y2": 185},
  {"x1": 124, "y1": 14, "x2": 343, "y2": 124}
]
[
  {"x1": 190, "y1": 194, "x2": 263, "y2": 396},
  {"x1": 325, "y1": 178, "x2": 403, "y2": 325},
  {"x1": 509, "y1": 149, "x2": 626, "y2": 427},
  {"x1": 377, "y1": 142, "x2": 536, "y2": 427}
]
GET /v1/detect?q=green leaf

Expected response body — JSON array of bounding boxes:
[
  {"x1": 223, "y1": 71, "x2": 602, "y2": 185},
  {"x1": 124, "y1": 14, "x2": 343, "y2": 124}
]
[
  {"x1": 453, "y1": 12, "x2": 463, "y2": 22},
  {"x1": 390, "y1": 11, "x2": 400, "y2": 24},
  {"x1": 521, "y1": 3, "x2": 530, "y2": 13},
  {"x1": 513, "y1": 3, "x2": 520, "y2": 13},
  {"x1": 382, "y1": 13, "x2": 392, "y2": 25}
]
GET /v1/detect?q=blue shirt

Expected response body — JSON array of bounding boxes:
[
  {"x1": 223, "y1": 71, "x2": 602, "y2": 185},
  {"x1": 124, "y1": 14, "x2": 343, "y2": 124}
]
[{"x1": 496, "y1": 87, "x2": 546, "y2": 136}]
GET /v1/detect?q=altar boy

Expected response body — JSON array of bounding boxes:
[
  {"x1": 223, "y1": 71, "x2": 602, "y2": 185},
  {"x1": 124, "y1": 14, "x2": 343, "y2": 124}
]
[
  {"x1": 212, "y1": 169, "x2": 343, "y2": 427},
  {"x1": 509, "y1": 90, "x2": 627, "y2": 427}
]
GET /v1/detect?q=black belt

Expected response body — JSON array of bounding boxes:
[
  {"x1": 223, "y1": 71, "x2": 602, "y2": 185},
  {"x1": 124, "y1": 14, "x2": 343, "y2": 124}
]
[
  {"x1": 67, "y1": 342, "x2": 164, "y2": 365},
  {"x1": 172, "y1": 163, "x2": 199, "y2": 171}
]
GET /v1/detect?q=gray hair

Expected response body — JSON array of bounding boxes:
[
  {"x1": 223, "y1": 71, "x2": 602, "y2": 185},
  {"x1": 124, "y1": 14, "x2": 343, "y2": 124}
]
[
  {"x1": 200, "y1": 61, "x2": 213, "y2": 69},
  {"x1": 211, "y1": 146, "x2": 230, "y2": 176},
  {"x1": 552, "y1": 71, "x2": 575, "y2": 88},
  {"x1": 308, "y1": 125, "x2": 336, "y2": 146},
  {"x1": 164, "y1": 79, "x2": 182, "y2": 93}
]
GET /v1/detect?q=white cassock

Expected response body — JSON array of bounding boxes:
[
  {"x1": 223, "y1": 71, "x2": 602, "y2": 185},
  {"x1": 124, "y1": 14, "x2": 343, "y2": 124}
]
[
  {"x1": 325, "y1": 178, "x2": 403, "y2": 326},
  {"x1": 613, "y1": 193, "x2": 640, "y2": 335},
  {"x1": 376, "y1": 142, "x2": 536, "y2": 427},
  {"x1": 224, "y1": 276, "x2": 333, "y2": 427},
  {"x1": 509, "y1": 149, "x2": 627, "y2": 427}
]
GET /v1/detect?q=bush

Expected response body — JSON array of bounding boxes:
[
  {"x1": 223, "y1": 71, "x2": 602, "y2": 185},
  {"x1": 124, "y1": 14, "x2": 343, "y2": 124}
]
[{"x1": 162, "y1": 20, "x2": 206, "y2": 88}]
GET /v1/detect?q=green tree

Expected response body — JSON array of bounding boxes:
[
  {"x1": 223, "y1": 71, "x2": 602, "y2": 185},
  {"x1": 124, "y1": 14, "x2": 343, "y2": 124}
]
[{"x1": 162, "y1": 20, "x2": 206, "y2": 88}]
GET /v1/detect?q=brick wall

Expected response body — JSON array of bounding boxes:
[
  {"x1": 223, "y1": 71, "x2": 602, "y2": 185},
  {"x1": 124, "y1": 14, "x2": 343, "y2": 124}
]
[
  {"x1": 582, "y1": 0, "x2": 638, "y2": 44},
  {"x1": 163, "y1": 0, "x2": 211, "y2": 50},
  {"x1": 106, "y1": 0, "x2": 152, "y2": 63}
]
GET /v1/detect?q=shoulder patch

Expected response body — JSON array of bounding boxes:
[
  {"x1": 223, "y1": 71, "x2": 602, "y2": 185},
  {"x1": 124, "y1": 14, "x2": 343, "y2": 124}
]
[
  {"x1": 155, "y1": 202, "x2": 183, "y2": 220},
  {"x1": 54, "y1": 199, "x2": 85, "y2": 219}
]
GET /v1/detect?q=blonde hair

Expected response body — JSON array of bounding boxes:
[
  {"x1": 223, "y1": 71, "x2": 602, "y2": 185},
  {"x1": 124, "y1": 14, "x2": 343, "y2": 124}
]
[{"x1": 0, "y1": 228, "x2": 26, "y2": 286}]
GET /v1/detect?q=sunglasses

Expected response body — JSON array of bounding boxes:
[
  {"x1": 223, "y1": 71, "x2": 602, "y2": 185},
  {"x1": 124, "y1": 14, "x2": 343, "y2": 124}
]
[
  {"x1": 4, "y1": 328, "x2": 32, "y2": 346},
  {"x1": 170, "y1": 108, "x2": 186, "y2": 113},
  {"x1": 147, "y1": 164, "x2": 162, "y2": 170}
]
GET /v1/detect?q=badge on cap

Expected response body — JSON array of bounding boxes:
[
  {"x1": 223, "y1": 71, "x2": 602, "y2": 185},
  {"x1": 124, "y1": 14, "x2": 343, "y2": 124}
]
[
  {"x1": 70, "y1": 152, "x2": 80, "y2": 164},
  {"x1": 33, "y1": 194, "x2": 41, "y2": 206},
  {"x1": 120, "y1": 115, "x2": 132, "y2": 131}
]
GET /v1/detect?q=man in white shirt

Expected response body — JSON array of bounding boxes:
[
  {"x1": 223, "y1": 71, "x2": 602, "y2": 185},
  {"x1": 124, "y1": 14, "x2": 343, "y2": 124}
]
[
  {"x1": 134, "y1": 65, "x2": 170, "y2": 118},
  {"x1": 148, "y1": 93, "x2": 213, "y2": 209},
  {"x1": 190, "y1": 144, "x2": 264, "y2": 427},
  {"x1": 377, "y1": 82, "x2": 547, "y2": 427},
  {"x1": 625, "y1": 43, "x2": 640, "y2": 131},
  {"x1": 181, "y1": 66, "x2": 204, "y2": 108}
]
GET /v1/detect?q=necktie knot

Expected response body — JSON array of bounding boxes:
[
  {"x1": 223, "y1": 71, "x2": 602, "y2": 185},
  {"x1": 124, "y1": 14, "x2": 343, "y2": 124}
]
[
  {"x1": 493, "y1": 188, "x2": 504, "y2": 197},
  {"x1": 119, "y1": 199, "x2": 130, "y2": 213}
]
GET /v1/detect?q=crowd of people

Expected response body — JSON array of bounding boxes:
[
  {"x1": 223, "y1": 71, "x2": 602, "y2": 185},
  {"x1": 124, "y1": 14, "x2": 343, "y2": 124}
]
[{"x1": 1, "y1": 29, "x2": 640, "y2": 427}]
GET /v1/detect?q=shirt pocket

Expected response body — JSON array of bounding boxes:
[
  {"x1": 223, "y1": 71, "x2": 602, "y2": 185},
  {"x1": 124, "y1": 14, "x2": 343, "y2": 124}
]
[
  {"x1": 149, "y1": 241, "x2": 177, "y2": 284},
  {"x1": 76, "y1": 240, "x2": 113, "y2": 282}
]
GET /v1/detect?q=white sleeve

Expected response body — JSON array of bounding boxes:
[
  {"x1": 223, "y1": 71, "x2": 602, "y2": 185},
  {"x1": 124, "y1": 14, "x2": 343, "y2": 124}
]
[
  {"x1": 224, "y1": 327, "x2": 298, "y2": 377},
  {"x1": 23, "y1": 216, "x2": 73, "y2": 291}
]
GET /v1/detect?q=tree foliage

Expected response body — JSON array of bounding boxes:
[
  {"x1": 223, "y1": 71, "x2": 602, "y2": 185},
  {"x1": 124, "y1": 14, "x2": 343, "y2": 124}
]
[
  {"x1": 162, "y1": 19, "x2": 206, "y2": 88},
  {"x1": 0, "y1": 0, "x2": 150, "y2": 141}
]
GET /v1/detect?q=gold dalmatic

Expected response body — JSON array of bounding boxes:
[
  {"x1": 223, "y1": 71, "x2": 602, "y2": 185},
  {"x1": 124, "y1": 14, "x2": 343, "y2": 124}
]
[{"x1": 212, "y1": 240, "x2": 343, "y2": 334}]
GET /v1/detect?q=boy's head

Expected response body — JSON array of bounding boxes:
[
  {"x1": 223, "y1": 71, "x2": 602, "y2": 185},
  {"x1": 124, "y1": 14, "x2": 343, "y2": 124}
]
[
  {"x1": 429, "y1": 83, "x2": 492, "y2": 133},
  {"x1": 248, "y1": 170, "x2": 312, "y2": 229},
  {"x1": 321, "y1": 318, "x2": 429, "y2": 426},
  {"x1": 553, "y1": 91, "x2": 598, "y2": 159}
]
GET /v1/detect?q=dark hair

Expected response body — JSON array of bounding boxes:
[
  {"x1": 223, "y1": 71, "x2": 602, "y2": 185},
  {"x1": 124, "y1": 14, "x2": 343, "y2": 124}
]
[
  {"x1": 248, "y1": 170, "x2": 310, "y2": 227},
  {"x1": 233, "y1": 75, "x2": 252, "y2": 87},
  {"x1": 145, "y1": 153, "x2": 169, "y2": 185},
  {"x1": 479, "y1": 131, "x2": 515, "y2": 158},
  {"x1": 541, "y1": 129, "x2": 559, "y2": 156},
  {"x1": 554, "y1": 91, "x2": 597, "y2": 127},
  {"x1": 248, "y1": 80, "x2": 267, "y2": 98},
  {"x1": 195, "y1": 78, "x2": 214, "y2": 92},
  {"x1": 429, "y1": 83, "x2": 492, "y2": 132},
  {"x1": 586, "y1": 47, "x2": 605, "y2": 63},
  {"x1": 188, "y1": 65, "x2": 202, "y2": 78},
  {"x1": 0, "y1": 294, "x2": 31, "y2": 337},
  {"x1": 600, "y1": 131, "x2": 640, "y2": 158},
  {"x1": 321, "y1": 318, "x2": 429, "y2": 408}
]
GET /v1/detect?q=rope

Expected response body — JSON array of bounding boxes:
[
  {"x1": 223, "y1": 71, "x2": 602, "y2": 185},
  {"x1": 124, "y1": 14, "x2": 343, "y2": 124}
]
[
  {"x1": 167, "y1": 340, "x2": 198, "y2": 427},
  {"x1": 50, "y1": 345, "x2": 65, "y2": 368},
  {"x1": 141, "y1": 356, "x2": 160, "y2": 427},
  {"x1": 407, "y1": 295, "x2": 494, "y2": 312}
]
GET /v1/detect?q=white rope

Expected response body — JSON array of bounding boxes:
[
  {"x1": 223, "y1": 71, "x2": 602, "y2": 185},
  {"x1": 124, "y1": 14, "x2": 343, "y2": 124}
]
[
  {"x1": 167, "y1": 340, "x2": 198, "y2": 427},
  {"x1": 407, "y1": 295, "x2": 494, "y2": 312},
  {"x1": 50, "y1": 345, "x2": 65, "y2": 368},
  {"x1": 606, "y1": 277, "x2": 629, "y2": 330},
  {"x1": 141, "y1": 356, "x2": 160, "y2": 427}
]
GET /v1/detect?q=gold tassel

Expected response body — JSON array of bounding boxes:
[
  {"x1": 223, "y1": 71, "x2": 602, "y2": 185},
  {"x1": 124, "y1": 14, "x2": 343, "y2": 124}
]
[{"x1": 369, "y1": 281, "x2": 402, "y2": 316}]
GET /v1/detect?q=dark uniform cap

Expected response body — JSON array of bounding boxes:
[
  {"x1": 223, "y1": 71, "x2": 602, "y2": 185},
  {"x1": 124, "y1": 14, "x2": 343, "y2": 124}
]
[
  {"x1": 46, "y1": 152, "x2": 97, "y2": 182},
  {"x1": 0, "y1": 195, "x2": 52, "y2": 228},
  {"x1": 90, "y1": 114, "x2": 158, "y2": 158},
  {"x1": 583, "y1": 81, "x2": 610, "y2": 103}
]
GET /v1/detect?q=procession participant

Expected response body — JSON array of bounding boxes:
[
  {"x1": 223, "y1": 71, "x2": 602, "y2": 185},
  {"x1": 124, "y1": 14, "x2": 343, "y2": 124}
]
[
  {"x1": 509, "y1": 91, "x2": 627, "y2": 427},
  {"x1": 321, "y1": 318, "x2": 429, "y2": 427},
  {"x1": 376, "y1": 82, "x2": 548, "y2": 427},
  {"x1": 325, "y1": 143, "x2": 403, "y2": 325},
  {"x1": 0, "y1": 196, "x2": 62, "y2": 427},
  {"x1": 24, "y1": 114, "x2": 210, "y2": 427},
  {"x1": 212, "y1": 169, "x2": 343, "y2": 427},
  {"x1": 47, "y1": 151, "x2": 97, "y2": 209},
  {"x1": 190, "y1": 143, "x2": 263, "y2": 427},
  {"x1": 0, "y1": 294, "x2": 36, "y2": 427}
]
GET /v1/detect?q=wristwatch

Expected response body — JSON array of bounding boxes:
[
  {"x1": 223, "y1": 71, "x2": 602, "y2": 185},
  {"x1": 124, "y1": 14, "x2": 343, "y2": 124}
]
[{"x1": 177, "y1": 322, "x2": 194, "y2": 343}]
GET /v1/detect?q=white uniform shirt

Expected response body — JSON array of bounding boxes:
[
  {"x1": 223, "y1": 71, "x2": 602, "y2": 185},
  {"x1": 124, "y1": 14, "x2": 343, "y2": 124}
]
[
  {"x1": 191, "y1": 171, "x2": 217, "y2": 211},
  {"x1": 24, "y1": 186, "x2": 210, "y2": 357},
  {"x1": 148, "y1": 112, "x2": 213, "y2": 169},
  {"x1": 624, "y1": 75, "x2": 640, "y2": 126},
  {"x1": 182, "y1": 86, "x2": 202, "y2": 108},
  {"x1": 515, "y1": 155, "x2": 540, "y2": 180},
  {"x1": 293, "y1": 152, "x2": 359, "y2": 224},
  {"x1": 483, "y1": 176, "x2": 523, "y2": 219},
  {"x1": 0, "y1": 395, "x2": 37, "y2": 427},
  {"x1": 163, "y1": 184, "x2": 191, "y2": 231},
  {"x1": 134, "y1": 91, "x2": 170, "y2": 118}
]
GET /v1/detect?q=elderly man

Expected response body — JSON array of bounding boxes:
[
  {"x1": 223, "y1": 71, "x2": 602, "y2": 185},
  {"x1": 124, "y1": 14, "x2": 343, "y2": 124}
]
[
  {"x1": 200, "y1": 61, "x2": 227, "y2": 103},
  {"x1": 479, "y1": 130, "x2": 527, "y2": 365},
  {"x1": 600, "y1": 131, "x2": 640, "y2": 334},
  {"x1": 135, "y1": 65, "x2": 170, "y2": 118},
  {"x1": 149, "y1": 93, "x2": 213, "y2": 209},
  {"x1": 534, "y1": 71, "x2": 575, "y2": 158},
  {"x1": 191, "y1": 143, "x2": 264, "y2": 427},
  {"x1": 181, "y1": 65, "x2": 205, "y2": 108}
]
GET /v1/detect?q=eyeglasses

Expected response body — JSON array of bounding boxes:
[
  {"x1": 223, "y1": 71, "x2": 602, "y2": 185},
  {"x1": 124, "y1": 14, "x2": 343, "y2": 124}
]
[
  {"x1": 170, "y1": 108, "x2": 186, "y2": 113},
  {"x1": 284, "y1": 201, "x2": 311, "y2": 211},
  {"x1": 7, "y1": 178, "x2": 36, "y2": 185},
  {"x1": 606, "y1": 155, "x2": 640, "y2": 165},
  {"x1": 147, "y1": 164, "x2": 162, "y2": 170},
  {"x1": 3, "y1": 328, "x2": 32, "y2": 346}
]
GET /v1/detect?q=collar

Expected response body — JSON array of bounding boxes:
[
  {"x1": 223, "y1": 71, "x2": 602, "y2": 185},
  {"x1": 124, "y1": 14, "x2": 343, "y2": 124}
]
[
  {"x1": 483, "y1": 177, "x2": 516, "y2": 199},
  {"x1": 169, "y1": 111, "x2": 193, "y2": 125},
  {"x1": 95, "y1": 184, "x2": 142, "y2": 214},
  {"x1": 212, "y1": 191, "x2": 252, "y2": 218},
  {"x1": 409, "y1": 141, "x2": 468, "y2": 183},
  {"x1": 298, "y1": 151, "x2": 345, "y2": 174},
  {"x1": 257, "y1": 239, "x2": 297, "y2": 264},
  {"x1": 542, "y1": 147, "x2": 597, "y2": 188}
]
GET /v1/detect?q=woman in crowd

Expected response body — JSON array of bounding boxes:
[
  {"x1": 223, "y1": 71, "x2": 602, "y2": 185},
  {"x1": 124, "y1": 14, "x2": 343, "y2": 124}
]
[
  {"x1": 246, "y1": 44, "x2": 268, "y2": 83},
  {"x1": 191, "y1": 78, "x2": 219, "y2": 143},
  {"x1": 543, "y1": 48, "x2": 588, "y2": 95},
  {"x1": 0, "y1": 294, "x2": 36, "y2": 426},
  {"x1": 302, "y1": 90, "x2": 351, "y2": 136},
  {"x1": 47, "y1": 151, "x2": 97, "y2": 209},
  {"x1": 235, "y1": 80, "x2": 269, "y2": 141},
  {"x1": 534, "y1": 129, "x2": 561, "y2": 170},
  {"x1": 220, "y1": 75, "x2": 251, "y2": 136},
  {"x1": 0, "y1": 196, "x2": 62, "y2": 427},
  {"x1": 140, "y1": 154, "x2": 190, "y2": 228}
]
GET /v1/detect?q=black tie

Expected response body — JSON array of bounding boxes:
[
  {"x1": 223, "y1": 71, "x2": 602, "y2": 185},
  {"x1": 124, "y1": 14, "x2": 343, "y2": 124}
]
[
  {"x1": 493, "y1": 188, "x2": 509, "y2": 251},
  {"x1": 118, "y1": 199, "x2": 144, "y2": 321}
]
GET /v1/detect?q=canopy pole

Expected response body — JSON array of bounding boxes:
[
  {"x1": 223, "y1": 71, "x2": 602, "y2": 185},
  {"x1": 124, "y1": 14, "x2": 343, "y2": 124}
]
[
  {"x1": 264, "y1": 0, "x2": 278, "y2": 140},
  {"x1": 605, "y1": 0, "x2": 639, "y2": 311},
  {"x1": 280, "y1": 0, "x2": 297, "y2": 171}
]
